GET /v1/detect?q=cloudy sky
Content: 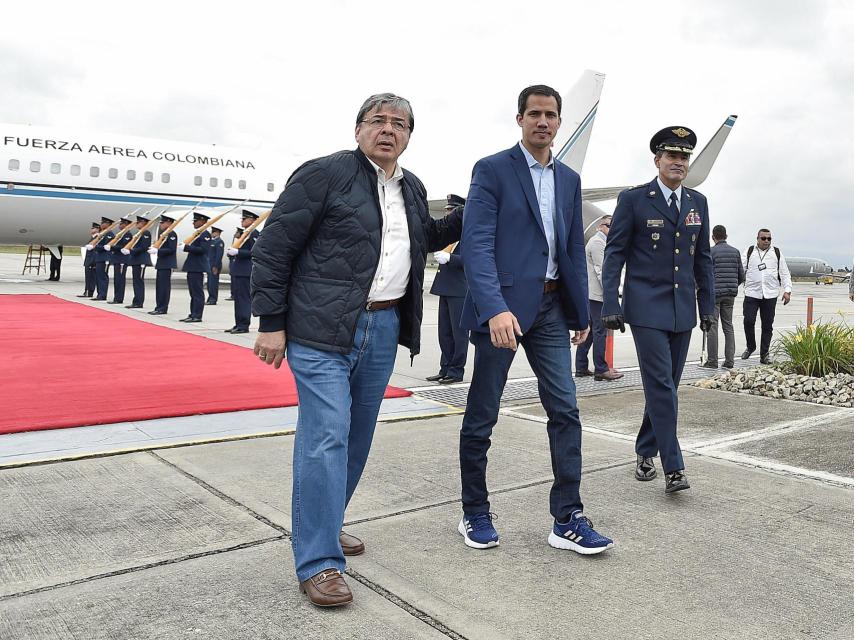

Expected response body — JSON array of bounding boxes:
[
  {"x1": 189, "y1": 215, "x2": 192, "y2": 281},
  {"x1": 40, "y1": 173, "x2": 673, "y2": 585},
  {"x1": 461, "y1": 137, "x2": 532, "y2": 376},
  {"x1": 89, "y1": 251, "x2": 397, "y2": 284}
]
[{"x1": 3, "y1": 0, "x2": 853, "y2": 266}]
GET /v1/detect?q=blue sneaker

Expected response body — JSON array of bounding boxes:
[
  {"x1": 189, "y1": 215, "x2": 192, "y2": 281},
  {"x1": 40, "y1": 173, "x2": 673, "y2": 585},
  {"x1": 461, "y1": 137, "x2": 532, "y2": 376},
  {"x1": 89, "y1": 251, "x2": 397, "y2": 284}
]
[
  {"x1": 458, "y1": 512, "x2": 500, "y2": 549},
  {"x1": 548, "y1": 510, "x2": 614, "y2": 555}
]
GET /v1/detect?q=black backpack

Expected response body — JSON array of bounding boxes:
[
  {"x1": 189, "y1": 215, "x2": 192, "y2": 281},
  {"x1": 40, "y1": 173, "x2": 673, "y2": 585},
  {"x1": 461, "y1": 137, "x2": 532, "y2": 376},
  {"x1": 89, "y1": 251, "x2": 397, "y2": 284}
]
[{"x1": 746, "y1": 245, "x2": 781, "y2": 284}]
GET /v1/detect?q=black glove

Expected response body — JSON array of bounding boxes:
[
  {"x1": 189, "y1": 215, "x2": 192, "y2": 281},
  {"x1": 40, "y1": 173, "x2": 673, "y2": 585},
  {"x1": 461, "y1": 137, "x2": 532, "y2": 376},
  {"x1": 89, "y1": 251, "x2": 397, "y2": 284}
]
[
  {"x1": 699, "y1": 314, "x2": 715, "y2": 332},
  {"x1": 602, "y1": 314, "x2": 626, "y2": 333}
]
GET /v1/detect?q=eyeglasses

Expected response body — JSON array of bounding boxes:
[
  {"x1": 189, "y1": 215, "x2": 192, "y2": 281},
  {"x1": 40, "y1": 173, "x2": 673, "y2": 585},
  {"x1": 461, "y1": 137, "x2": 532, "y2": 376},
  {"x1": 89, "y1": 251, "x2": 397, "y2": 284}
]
[
  {"x1": 759, "y1": 236, "x2": 771, "y2": 240},
  {"x1": 361, "y1": 117, "x2": 410, "y2": 132}
]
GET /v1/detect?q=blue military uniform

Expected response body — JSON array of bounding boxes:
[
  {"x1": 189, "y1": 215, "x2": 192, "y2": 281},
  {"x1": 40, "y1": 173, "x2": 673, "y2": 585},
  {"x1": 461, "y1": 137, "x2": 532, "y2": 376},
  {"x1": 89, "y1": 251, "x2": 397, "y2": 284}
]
[
  {"x1": 181, "y1": 213, "x2": 212, "y2": 322},
  {"x1": 78, "y1": 222, "x2": 100, "y2": 297},
  {"x1": 206, "y1": 229, "x2": 225, "y2": 305},
  {"x1": 109, "y1": 219, "x2": 133, "y2": 304},
  {"x1": 226, "y1": 211, "x2": 259, "y2": 333},
  {"x1": 92, "y1": 217, "x2": 115, "y2": 300},
  {"x1": 150, "y1": 216, "x2": 177, "y2": 315},
  {"x1": 126, "y1": 214, "x2": 153, "y2": 308},
  {"x1": 601, "y1": 126, "x2": 714, "y2": 486}
]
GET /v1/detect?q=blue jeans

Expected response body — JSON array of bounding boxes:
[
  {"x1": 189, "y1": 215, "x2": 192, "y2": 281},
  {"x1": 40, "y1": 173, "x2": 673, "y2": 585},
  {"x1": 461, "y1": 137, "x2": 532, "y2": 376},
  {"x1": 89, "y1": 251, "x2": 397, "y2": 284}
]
[
  {"x1": 460, "y1": 291, "x2": 584, "y2": 521},
  {"x1": 287, "y1": 307, "x2": 400, "y2": 582},
  {"x1": 575, "y1": 299, "x2": 608, "y2": 374}
]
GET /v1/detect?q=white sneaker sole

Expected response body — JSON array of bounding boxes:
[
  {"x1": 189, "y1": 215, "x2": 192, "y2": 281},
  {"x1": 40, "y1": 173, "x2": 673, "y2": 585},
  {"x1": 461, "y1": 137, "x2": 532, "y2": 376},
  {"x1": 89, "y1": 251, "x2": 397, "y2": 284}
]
[
  {"x1": 458, "y1": 518, "x2": 499, "y2": 549},
  {"x1": 548, "y1": 531, "x2": 614, "y2": 555}
]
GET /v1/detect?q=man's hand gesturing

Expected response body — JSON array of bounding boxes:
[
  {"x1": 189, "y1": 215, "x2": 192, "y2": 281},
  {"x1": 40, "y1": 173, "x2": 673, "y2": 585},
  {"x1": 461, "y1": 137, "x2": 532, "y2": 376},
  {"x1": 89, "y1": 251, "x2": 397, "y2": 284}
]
[{"x1": 489, "y1": 311, "x2": 523, "y2": 350}]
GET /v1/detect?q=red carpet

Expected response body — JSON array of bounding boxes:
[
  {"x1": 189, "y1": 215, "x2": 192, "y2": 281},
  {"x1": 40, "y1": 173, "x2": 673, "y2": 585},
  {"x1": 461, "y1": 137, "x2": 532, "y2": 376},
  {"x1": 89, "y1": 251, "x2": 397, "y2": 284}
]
[{"x1": 0, "y1": 295, "x2": 411, "y2": 435}]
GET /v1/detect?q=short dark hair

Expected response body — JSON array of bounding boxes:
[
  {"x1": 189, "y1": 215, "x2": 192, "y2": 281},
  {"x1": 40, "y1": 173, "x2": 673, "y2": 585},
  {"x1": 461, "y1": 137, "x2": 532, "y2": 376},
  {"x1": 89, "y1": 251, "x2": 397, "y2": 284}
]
[
  {"x1": 757, "y1": 228, "x2": 770, "y2": 236},
  {"x1": 356, "y1": 93, "x2": 414, "y2": 133},
  {"x1": 517, "y1": 85, "x2": 562, "y2": 117},
  {"x1": 712, "y1": 225, "x2": 727, "y2": 240}
]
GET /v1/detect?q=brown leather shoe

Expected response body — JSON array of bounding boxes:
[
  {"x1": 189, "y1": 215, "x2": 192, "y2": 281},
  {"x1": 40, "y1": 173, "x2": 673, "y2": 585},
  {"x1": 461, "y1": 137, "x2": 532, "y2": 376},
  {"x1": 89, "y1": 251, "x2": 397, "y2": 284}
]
[
  {"x1": 594, "y1": 369, "x2": 624, "y2": 381},
  {"x1": 340, "y1": 531, "x2": 365, "y2": 556},
  {"x1": 299, "y1": 569, "x2": 353, "y2": 607}
]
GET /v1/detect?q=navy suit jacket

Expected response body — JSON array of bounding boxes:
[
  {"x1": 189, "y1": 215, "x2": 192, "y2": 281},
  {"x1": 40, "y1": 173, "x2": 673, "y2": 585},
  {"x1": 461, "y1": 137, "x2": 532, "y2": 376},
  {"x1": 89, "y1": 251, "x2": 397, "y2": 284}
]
[
  {"x1": 182, "y1": 230, "x2": 211, "y2": 273},
  {"x1": 601, "y1": 178, "x2": 714, "y2": 332},
  {"x1": 156, "y1": 232, "x2": 178, "y2": 270},
  {"x1": 111, "y1": 230, "x2": 133, "y2": 265},
  {"x1": 460, "y1": 144, "x2": 589, "y2": 333},
  {"x1": 430, "y1": 242, "x2": 467, "y2": 298},
  {"x1": 232, "y1": 229, "x2": 259, "y2": 277},
  {"x1": 93, "y1": 231, "x2": 115, "y2": 263},
  {"x1": 128, "y1": 231, "x2": 153, "y2": 267}
]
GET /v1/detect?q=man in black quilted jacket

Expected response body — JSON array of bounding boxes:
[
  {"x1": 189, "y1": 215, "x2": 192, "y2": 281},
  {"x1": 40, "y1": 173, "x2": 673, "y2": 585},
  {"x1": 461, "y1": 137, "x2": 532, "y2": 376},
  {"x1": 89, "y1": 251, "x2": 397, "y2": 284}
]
[
  {"x1": 251, "y1": 93, "x2": 462, "y2": 608},
  {"x1": 703, "y1": 224, "x2": 744, "y2": 368}
]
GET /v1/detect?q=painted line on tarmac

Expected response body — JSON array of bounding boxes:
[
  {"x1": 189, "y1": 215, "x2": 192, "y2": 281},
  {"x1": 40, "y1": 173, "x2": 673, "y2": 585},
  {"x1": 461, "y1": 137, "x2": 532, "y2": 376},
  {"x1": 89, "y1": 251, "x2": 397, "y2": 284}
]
[
  {"x1": 500, "y1": 407, "x2": 637, "y2": 443},
  {"x1": 695, "y1": 449, "x2": 854, "y2": 488}
]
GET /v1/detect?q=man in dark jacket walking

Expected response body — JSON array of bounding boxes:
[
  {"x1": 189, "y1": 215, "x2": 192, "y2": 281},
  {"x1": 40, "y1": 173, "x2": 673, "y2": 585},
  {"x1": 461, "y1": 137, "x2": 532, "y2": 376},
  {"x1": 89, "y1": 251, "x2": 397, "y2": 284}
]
[
  {"x1": 703, "y1": 225, "x2": 744, "y2": 368},
  {"x1": 251, "y1": 93, "x2": 462, "y2": 608}
]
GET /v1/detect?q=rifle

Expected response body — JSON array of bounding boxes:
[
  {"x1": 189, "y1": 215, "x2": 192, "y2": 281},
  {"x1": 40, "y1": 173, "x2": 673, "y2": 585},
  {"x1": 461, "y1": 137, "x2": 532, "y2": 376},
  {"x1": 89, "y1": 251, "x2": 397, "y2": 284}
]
[
  {"x1": 123, "y1": 216, "x2": 161, "y2": 251},
  {"x1": 232, "y1": 210, "x2": 271, "y2": 249},
  {"x1": 89, "y1": 220, "x2": 122, "y2": 247},
  {"x1": 184, "y1": 199, "x2": 250, "y2": 245},
  {"x1": 152, "y1": 211, "x2": 192, "y2": 249}
]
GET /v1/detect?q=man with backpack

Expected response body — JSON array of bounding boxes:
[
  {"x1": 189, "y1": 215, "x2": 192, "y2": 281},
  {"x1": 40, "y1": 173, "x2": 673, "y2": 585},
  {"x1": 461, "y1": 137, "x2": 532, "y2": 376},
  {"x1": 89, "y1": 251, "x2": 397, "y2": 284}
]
[{"x1": 742, "y1": 228, "x2": 791, "y2": 364}]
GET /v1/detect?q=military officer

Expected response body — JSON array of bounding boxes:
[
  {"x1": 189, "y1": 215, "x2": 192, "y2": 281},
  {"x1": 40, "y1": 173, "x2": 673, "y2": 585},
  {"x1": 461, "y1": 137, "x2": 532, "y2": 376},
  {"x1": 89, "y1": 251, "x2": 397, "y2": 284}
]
[
  {"x1": 601, "y1": 126, "x2": 715, "y2": 494},
  {"x1": 225, "y1": 227, "x2": 243, "y2": 301},
  {"x1": 224, "y1": 210, "x2": 258, "y2": 334},
  {"x1": 77, "y1": 222, "x2": 100, "y2": 298},
  {"x1": 148, "y1": 214, "x2": 178, "y2": 315},
  {"x1": 180, "y1": 212, "x2": 212, "y2": 322},
  {"x1": 107, "y1": 216, "x2": 133, "y2": 304},
  {"x1": 206, "y1": 227, "x2": 225, "y2": 305},
  {"x1": 124, "y1": 213, "x2": 153, "y2": 308},
  {"x1": 88, "y1": 217, "x2": 115, "y2": 301}
]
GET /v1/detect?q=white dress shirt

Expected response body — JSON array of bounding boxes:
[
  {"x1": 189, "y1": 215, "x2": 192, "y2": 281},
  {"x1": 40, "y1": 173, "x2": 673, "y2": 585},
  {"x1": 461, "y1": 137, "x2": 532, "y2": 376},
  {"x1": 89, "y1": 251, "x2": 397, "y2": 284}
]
[
  {"x1": 743, "y1": 244, "x2": 792, "y2": 299},
  {"x1": 367, "y1": 158, "x2": 411, "y2": 302}
]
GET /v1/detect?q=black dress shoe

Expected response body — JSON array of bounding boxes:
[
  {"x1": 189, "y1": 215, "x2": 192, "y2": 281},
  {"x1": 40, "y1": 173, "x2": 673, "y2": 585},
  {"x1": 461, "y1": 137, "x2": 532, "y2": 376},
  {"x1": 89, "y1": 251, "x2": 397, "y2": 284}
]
[
  {"x1": 438, "y1": 376, "x2": 463, "y2": 384},
  {"x1": 635, "y1": 455, "x2": 657, "y2": 481},
  {"x1": 76, "y1": 293, "x2": 91, "y2": 298},
  {"x1": 184, "y1": 317, "x2": 202, "y2": 323},
  {"x1": 225, "y1": 297, "x2": 234, "y2": 301},
  {"x1": 92, "y1": 297, "x2": 107, "y2": 301},
  {"x1": 125, "y1": 304, "x2": 143, "y2": 309},
  {"x1": 426, "y1": 373, "x2": 446, "y2": 382},
  {"x1": 722, "y1": 361, "x2": 734, "y2": 369},
  {"x1": 575, "y1": 369, "x2": 593, "y2": 378},
  {"x1": 699, "y1": 362, "x2": 718, "y2": 369},
  {"x1": 179, "y1": 317, "x2": 191, "y2": 322},
  {"x1": 205, "y1": 301, "x2": 217, "y2": 305},
  {"x1": 665, "y1": 470, "x2": 691, "y2": 494},
  {"x1": 741, "y1": 349, "x2": 754, "y2": 359},
  {"x1": 760, "y1": 354, "x2": 772, "y2": 365},
  {"x1": 107, "y1": 301, "x2": 122, "y2": 304},
  {"x1": 230, "y1": 328, "x2": 249, "y2": 334},
  {"x1": 148, "y1": 310, "x2": 166, "y2": 315},
  {"x1": 224, "y1": 328, "x2": 235, "y2": 333}
]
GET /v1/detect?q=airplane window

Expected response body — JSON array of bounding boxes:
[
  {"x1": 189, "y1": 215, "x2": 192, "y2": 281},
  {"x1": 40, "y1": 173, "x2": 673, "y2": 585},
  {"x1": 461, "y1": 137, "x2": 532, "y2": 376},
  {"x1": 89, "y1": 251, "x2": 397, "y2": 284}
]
[
  {"x1": 194, "y1": 176, "x2": 202, "y2": 186},
  {"x1": 8, "y1": 159, "x2": 20, "y2": 171},
  {"x1": 108, "y1": 168, "x2": 118, "y2": 179},
  {"x1": 267, "y1": 182, "x2": 274, "y2": 192},
  {"x1": 161, "y1": 173, "x2": 170, "y2": 183},
  {"x1": 224, "y1": 178, "x2": 232, "y2": 188},
  {"x1": 210, "y1": 177, "x2": 218, "y2": 187},
  {"x1": 127, "y1": 170, "x2": 136, "y2": 180},
  {"x1": 144, "y1": 171, "x2": 153, "y2": 182},
  {"x1": 238, "y1": 180, "x2": 246, "y2": 190},
  {"x1": 90, "y1": 166, "x2": 99, "y2": 177},
  {"x1": 30, "y1": 161, "x2": 41, "y2": 172},
  {"x1": 51, "y1": 163, "x2": 61, "y2": 174},
  {"x1": 71, "y1": 164, "x2": 81, "y2": 176}
]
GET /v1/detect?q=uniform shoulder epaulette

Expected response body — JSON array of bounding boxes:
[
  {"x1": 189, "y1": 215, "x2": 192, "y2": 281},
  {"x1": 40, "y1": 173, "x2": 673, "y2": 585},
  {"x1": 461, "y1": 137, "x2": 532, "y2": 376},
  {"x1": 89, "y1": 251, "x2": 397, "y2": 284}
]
[{"x1": 628, "y1": 183, "x2": 647, "y2": 191}]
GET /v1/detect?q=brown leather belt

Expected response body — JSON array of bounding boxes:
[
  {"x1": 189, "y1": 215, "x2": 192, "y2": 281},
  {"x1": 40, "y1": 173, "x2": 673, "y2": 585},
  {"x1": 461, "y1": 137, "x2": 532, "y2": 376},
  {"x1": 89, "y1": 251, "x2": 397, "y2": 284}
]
[
  {"x1": 365, "y1": 298, "x2": 402, "y2": 311},
  {"x1": 543, "y1": 280, "x2": 559, "y2": 293}
]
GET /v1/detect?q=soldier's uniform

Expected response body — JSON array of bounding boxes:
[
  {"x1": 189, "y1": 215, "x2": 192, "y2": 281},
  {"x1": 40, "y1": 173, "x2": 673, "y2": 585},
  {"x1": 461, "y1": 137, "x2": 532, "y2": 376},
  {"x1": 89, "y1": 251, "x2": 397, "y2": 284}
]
[
  {"x1": 225, "y1": 211, "x2": 259, "y2": 333},
  {"x1": 206, "y1": 228, "x2": 225, "y2": 305},
  {"x1": 78, "y1": 222, "x2": 100, "y2": 297},
  {"x1": 181, "y1": 212, "x2": 212, "y2": 322},
  {"x1": 125, "y1": 213, "x2": 153, "y2": 308},
  {"x1": 226, "y1": 227, "x2": 243, "y2": 301},
  {"x1": 92, "y1": 217, "x2": 115, "y2": 301},
  {"x1": 149, "y1": 215, "x2": 178, "y2": 315},
  {"x1": 108, "y1": 217, "x2": 134, "y2": 304},
  {"x1": 601, "y1": 126, "x2": 714, "y2": 492}
]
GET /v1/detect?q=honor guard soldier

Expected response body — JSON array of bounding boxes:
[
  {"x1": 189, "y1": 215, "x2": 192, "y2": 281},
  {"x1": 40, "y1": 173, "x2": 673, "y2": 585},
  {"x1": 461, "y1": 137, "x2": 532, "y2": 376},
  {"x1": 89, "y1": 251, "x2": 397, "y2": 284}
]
[
  {"x1": 225, "y1": 227, "x2": 243, "y2": 301},
  {"x1": 206, "y1": 227, "x2": 225, "y2": 305},
  {"x1": 148, "y1": 214, "x2": 177, "y2": 315},
  {"x1": 78, "y1": 222, "x2": 100, "y2": 297},
  {"x1": 124, "y1": 213, "x2": 152, "y2": 308},
  {"x1": 224, "y1": 210, "x2": 258, "y2": 333},
  {"x1": 108, "y1": 216, "x2": 133, "y2": 304},
  {"x1": 601, "y1": 126, "x2": 714, "y2": 494},
  {"x1": 89, "y1": 216, "x2": 115, "y2": 300},
  {"x1": 180, "y1": 212, "x2": 212, "y2": 322}
]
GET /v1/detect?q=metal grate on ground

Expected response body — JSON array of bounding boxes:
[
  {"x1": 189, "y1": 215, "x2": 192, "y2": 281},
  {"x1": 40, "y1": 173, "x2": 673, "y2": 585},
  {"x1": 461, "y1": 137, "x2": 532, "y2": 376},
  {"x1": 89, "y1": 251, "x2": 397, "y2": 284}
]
[{"x1": 412, "y1": 358, "x2": 758, "y2": 408}]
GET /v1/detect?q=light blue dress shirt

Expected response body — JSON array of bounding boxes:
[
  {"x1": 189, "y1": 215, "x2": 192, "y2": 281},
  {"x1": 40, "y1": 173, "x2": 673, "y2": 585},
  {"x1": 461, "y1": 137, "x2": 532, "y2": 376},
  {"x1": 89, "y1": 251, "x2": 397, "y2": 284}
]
[
  {"x1": 656, "y1": 177, "x2": 683, "y2": 211},
  {"x1": 519, "y1": 142, "x2": 558, "y2": 280}
]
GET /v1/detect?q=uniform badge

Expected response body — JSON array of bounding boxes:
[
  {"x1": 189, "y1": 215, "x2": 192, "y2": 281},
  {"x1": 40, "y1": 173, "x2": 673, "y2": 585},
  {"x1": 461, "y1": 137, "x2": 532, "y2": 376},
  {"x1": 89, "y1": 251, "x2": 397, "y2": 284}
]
[
  {"x1": 649, "y1": 191, "x2": 656, "y2": 196},
  {"x1": 684, "y1": 210, "x2": 701, "y2": 226},
  {"x1": 647, "y1": 219, "x2": 665, "y2": 227},
  {"x1": 672, "y1": 127, "x2": 691, "y2": 138},
  {"x1": 690, "y1": 246, "x2": 695, "y2": 256},
  {"x1": 651, "y1": 233, "x2": 660, "y2": 241},
  {"x1": 692, "y1": 234, "x2": 697, "y2": 242}
]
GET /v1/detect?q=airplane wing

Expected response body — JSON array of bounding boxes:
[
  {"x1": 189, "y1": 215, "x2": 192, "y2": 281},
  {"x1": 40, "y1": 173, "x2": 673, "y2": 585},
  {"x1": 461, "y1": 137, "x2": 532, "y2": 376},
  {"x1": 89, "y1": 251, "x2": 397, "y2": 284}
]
[
  {"x1": 553, "y1": 70, "x2": 606, "y2": 174},
  {"x1": 581, "y1": 186, "x2": 633, "y2": 202},
  {"x1": 683, "y1": 115, "x2": 738, "y2": 188}
]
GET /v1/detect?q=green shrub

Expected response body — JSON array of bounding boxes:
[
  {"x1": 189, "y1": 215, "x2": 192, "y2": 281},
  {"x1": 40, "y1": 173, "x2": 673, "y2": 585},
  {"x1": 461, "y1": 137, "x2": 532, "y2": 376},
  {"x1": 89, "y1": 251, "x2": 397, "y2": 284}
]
[{"x1": 774, "y1": 320, "x2": 854, "y2": 377}]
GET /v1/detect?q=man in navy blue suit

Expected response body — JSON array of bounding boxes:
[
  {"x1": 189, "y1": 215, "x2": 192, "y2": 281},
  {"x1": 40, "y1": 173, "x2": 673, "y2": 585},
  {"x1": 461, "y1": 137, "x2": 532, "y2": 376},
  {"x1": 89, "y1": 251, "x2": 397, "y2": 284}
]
[
  {"x1": 458, "y1": 85, "x2": 613, "y2": 555},
  {"x1": 601, "y1": 126, "x2": 715, "y2": 494},
  {"x1": 426, "y1": 194, "x2": 469, "y2": 384}
]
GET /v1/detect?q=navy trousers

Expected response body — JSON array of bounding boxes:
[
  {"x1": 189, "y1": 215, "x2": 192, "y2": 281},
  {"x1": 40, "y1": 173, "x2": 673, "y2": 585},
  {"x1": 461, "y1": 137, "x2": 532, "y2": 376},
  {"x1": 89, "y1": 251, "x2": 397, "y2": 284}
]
[
  {"x1": 131, "y1": 265, "x2": 145, "y2": 306},
  {"x1": 437, "y1": 295, "x2": 468, "y2": 379},
  {"x1": 187, "y1": 272, "x2": 205, "y2": 319},
  {"x1": 207, "y1": 270, "x2": 220, "y2": 303},
  {"x1": 112, "y1": 263, "x2": 127, "y2": 303},
  {"x1": 631, "y1": 326, "x2": 692, "y2": 474},
  {"x1": 460, "y1": 291, "x2": 583, "y2": 521},
  {"x1": 94, "y1": 262, "x2": 109, "y2": 299},
  {"x1": 575, "y1": 299, "x2": 608, "y2": 374},
  {"x1": 155, "y1": 269, "x2": 171, "y2": 312},
  {"x1": 233, "y1": 276, "x2": 251, "y2": 330},
  {"x1": 84, "y1": 265, "x2": 96, "y2": 295}
]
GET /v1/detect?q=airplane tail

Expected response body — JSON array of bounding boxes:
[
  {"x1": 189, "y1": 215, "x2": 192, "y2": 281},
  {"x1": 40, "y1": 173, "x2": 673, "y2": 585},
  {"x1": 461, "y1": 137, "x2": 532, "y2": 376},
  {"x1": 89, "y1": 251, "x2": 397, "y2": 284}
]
[
  {"x1": 554, "y1": 70, "x2": 606, "y2": 174},
  {"x1": 684, "y1": 115, "x2": 738, "y2": 188}
]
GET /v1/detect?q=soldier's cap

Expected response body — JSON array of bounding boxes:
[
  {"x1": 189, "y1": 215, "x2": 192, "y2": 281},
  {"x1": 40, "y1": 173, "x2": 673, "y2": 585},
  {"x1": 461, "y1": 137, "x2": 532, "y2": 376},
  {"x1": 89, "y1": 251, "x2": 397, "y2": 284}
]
[
  {"x1": 160, "y1": 214, "x2": 175, "y2": 223},
  {"x1": 91, "y1": 221, "x2": 101, "y2": 229},
  {"x1": 100, "y1": 216, "x2": 114, "y2": 224},
  {"x1": 445, "y1": 193, "x2": 466, "y2": 210},
  {"x1": 241, "y1": 209, "x2": 260, "y2": 220},
  {"x1": 120, "y1": 216, "x2": 133, "y2": 223},
  {"x1": 193, "y1": 212, "x2": 210, "y2": 222},
  {"x1": 211, "y1": 226, "x2": 223, "y2": 233},
  {"x1": 135, "y1": 214, "x2": 149, "y2": 222},
  {"x1": 650, "y1": 126, "x2": 696, "y2": 154}
]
